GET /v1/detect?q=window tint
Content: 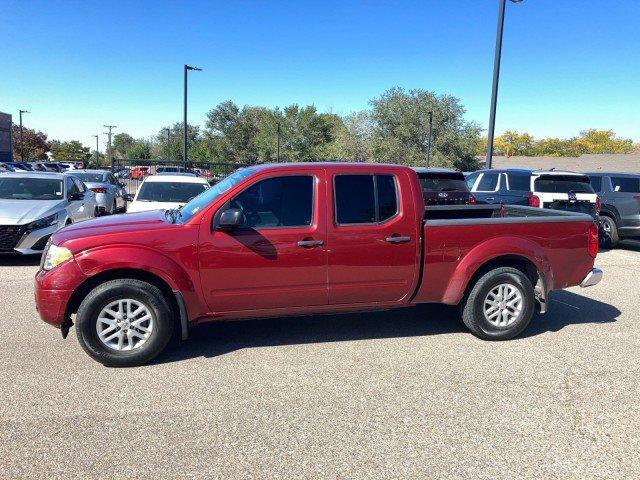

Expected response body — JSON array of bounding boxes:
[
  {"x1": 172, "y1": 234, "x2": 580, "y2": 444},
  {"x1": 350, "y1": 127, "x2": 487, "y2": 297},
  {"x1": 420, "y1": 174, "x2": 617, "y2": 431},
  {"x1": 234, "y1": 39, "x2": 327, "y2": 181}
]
[
  {"x1": 377, "y1": 175, "x2": 398, "y2": 221},
  {"x1": 230, "y1": 175, "x2": 313, "y2": 228},
  {"x1": 611, "y1": 177, "x2": 640, "y2": 193},
  {"x1": 465, "y1": 172, "x2": 479, "y2": 190},
  {"x1": 588, "y1": 176, "x2": 602, "y2": 193},
  {"x1": 66, "y1": 177, "x2": 79, "y2": 196},
  {"x1": 137, "y1": 182, "x2": 209, "y2": 203},
  {"x1": 507, "y1": 173, "x2": 531, "y2": 191},
  {"x1": 73, "y1": 178, "x2": 86, "y2": 192},
  {"x1": 534, "y1": 175, "x2": 594, "y2": 193},
  {"x1": 477, "y1": 173, "x2": 499, "y2": 191},
  {"x1": 418, "y1": 173, "x2": 468, "y2": 192},
  {"x1": 334, "y1": 174, "x2": 398, "y2": 224}
]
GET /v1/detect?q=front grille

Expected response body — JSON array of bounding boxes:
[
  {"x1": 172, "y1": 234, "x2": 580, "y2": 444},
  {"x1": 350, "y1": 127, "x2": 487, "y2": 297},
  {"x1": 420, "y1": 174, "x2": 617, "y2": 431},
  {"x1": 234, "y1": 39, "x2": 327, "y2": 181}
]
[{"x1": 0, "y1": 225, "x2": 25, "y2": 251}]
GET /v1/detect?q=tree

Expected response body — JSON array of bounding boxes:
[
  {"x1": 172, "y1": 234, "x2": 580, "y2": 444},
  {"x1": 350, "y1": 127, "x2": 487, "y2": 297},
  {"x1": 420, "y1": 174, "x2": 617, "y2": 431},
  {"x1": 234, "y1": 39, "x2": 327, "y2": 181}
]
[
  {"x1": 151, "y1": 123, "x2": 202, "y2": 162},
  {"x1": 494, "y1": 131, "x2": 535, "y2": 157},
  {"x1": 112, "y1": 133, "x2": 135, "y2": 159},
  {"x1": 532, "y1": 137, "x2": 581, "y2": 157},
  {"x1": 11, "y1": 125, "x2": 50, "y2": 160},
  {"x1": 49, "y1": 140, "x2": 91, "y2": 161},
  {"x1": 572, "y1": 129, "x2": 633, "y2": 154},
  {"x1": 368, "y1": 87, "x2": 482, "y2": 170}
]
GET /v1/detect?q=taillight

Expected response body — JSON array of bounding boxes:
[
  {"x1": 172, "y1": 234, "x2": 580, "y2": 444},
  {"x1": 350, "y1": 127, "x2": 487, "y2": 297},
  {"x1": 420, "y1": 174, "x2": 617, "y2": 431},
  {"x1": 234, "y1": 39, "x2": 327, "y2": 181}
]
[
  {"x1": 468, "y1": 194, "x2": 476, "y2": 205},
  {"x1": 91, "y1": 187, "x2": 107, "y2": 194},
  {"x1": 588, "y1": 223, "x2": 599, "y2": 258},
  {"x1": 527, "y1": 194, "x2": 541, "y2": 208},
  {"x1": 595, "y1": 196, "x2": 601, "y2": 214}
]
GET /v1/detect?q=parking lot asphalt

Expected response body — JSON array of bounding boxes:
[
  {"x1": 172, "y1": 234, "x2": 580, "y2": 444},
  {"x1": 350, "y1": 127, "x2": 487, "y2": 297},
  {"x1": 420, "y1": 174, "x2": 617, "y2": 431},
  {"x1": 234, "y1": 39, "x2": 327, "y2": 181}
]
[{"x1": 1, "y1": 243, "x2": 639, "y2": 479}]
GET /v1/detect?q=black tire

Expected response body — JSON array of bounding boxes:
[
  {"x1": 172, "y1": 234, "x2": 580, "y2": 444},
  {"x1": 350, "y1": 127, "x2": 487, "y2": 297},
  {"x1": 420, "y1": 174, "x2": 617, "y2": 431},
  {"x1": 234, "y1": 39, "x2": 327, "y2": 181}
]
[
  {"x1": 600, "y1": 215, "x2": 619, "y2": 248},
  {"x1": 460, "y1": 267, "x2": 535, "y2": 340},
  {"x1": 76, "y1": 279, "x2": 174, "y2": 367}
]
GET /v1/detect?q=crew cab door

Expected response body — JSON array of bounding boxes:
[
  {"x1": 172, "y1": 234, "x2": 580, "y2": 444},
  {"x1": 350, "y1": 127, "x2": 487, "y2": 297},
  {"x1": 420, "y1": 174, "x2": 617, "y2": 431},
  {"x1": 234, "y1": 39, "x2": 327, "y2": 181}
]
[
  {"x1": 198, "y1": 170, "x2": 328, "y2": 312},
  {"x1": 327, "y1": 171, "x2": 420, "y2": 304}
]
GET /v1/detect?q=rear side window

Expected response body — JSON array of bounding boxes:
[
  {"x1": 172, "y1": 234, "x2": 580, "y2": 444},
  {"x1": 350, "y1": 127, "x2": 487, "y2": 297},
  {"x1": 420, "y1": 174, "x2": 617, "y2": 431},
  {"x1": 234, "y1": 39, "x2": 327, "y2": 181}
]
[
  {"x1": 611, "y1": 177, "x2": 640, "y2": 193},
  {"x1": 334, "y1": 174, "x2": 398, "y2": 224},
  {"x1": 588, "y1": 176, "x2": 603, "y2": 193},
  {"x1": 230, "y1": 175, "x2": 313, "y2": 228},
  {"x1": 507, "y1": 173, "x2": 531, "y2": 191},
  {"x1": 476, "y1": 173, "x2": 499, "y2": 192},
  {"x1": 534, "y1": 175, "x2": 594, "y2": 193},
  {"x1": 418, "y1": 173, "x2": 468, "y2": 192}
]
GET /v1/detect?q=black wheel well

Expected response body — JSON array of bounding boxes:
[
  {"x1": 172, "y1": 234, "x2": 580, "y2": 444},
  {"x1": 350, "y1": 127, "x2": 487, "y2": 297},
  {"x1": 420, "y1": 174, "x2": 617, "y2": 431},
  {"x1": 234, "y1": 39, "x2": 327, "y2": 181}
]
[
  {"x1": 65, "y1": 268, "x2": 179, "y2": 318},
  {"x1": 464, "y1": 255, "x2": 540, "y2": 299}
]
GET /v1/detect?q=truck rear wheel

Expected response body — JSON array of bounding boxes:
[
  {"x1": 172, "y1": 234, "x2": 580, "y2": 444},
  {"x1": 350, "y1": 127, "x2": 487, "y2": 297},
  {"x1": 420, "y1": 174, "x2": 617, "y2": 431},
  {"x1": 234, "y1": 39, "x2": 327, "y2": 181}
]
[
  {"x1": 461, "y1": 267, "x2": 534, "y2": 340},
  {"x1": 75, "y1": 279, "x2": 174, "y2": 367}
]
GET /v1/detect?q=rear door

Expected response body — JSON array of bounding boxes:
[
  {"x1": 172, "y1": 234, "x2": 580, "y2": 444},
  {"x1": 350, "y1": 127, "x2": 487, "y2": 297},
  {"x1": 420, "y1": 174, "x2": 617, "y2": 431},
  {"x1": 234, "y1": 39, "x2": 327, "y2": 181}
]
[
  {"x1": 327, "y1": 170, "x2": 420, "y2": 305},
  {"x1": 609, "y1": 176, "x2": 640, "y2": 228},
  {"x1": 472, "y1": 171, "x2": 501, "y2": 204}
]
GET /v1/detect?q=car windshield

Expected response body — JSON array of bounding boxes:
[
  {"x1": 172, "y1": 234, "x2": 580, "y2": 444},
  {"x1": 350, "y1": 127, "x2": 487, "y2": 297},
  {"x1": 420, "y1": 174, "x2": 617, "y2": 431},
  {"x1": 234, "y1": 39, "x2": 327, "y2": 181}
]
[
  {"x1": 136, "y1": 181, "x2": 208, "y2": 203},
  {"x1": 178, "y1": 167, "x2": 257, "y2": 222},
  {"x1": 534, "y1": 175, "x2": 594, "y2": 193},
  {"x1": 418, "y1": 173, "x2": 469, "y2": 192},
  {"x1": 72, "y1": 173, "x2": 105, "y2": 183},
  {"x1": 0, "y1": 178, "x2": 64, "y2": 200}
]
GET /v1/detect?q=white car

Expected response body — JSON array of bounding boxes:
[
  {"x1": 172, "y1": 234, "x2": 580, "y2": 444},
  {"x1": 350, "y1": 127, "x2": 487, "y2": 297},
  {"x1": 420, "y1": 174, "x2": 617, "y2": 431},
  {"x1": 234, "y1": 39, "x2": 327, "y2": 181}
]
[{"x1": 127, "y1": 174, "x2": 209, "y2": 213}]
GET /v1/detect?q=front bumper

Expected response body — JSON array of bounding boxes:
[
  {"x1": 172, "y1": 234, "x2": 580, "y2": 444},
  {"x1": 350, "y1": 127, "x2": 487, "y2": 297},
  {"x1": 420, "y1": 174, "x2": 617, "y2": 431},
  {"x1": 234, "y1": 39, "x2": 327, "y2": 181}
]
[
  {"x1": 34, "y1": 258, "x2": 87, "y2": 326},
  {"x1": 1, "y1": 223, "x2": 60, "y2": 255},
  {"x1": 580, "y1": 268, "x2": 603, "y2": 288}
]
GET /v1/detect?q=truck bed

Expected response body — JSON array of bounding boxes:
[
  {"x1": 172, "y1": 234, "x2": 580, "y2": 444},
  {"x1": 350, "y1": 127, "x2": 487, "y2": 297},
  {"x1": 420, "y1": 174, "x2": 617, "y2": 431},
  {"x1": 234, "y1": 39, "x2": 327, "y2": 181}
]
[{"x1": 424, "y1": 204, "x2": 594, "y2": 223}]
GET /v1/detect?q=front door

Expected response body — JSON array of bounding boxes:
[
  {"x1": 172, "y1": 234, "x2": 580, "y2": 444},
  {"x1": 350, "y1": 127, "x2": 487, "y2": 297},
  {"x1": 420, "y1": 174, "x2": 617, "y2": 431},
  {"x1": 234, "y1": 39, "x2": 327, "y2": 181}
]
[
  {"x1": 327, "y1": 171, "x2": 420, "y2": 305},
  {"x1": 199, "y1": 171, "x2": 328, "y2": 313}
]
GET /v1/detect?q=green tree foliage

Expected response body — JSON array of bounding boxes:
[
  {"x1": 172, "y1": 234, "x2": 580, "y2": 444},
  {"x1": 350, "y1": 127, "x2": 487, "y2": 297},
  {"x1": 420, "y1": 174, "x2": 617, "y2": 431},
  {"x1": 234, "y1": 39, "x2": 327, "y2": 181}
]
[
  {"x1": 11, "y1": 125, "x2": 51, "y2": 160},
  {"x1": 572, "y1": 129, "x2": 634, "y2": 154},
  {"x1": 151, "y1": 123, "x2": 202, "y2": 161},
  {"x1": 494, "y1": 131, "x2": 535, "y2": 157},
  {"x1": 50, "y1": 140, "x2": 90, "y2": 160}
]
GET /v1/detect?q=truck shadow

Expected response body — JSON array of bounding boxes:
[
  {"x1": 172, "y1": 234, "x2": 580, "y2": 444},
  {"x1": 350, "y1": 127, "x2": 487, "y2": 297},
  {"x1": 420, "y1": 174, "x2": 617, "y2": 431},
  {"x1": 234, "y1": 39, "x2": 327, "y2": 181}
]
[{"x1": 155, "y1": 290, "x2": 619, "y2": 365}]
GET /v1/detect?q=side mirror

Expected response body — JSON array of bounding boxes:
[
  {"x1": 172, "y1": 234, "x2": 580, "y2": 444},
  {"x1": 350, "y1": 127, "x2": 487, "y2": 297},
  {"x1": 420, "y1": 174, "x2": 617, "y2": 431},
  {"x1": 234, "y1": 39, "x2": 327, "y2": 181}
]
[
  {"x1": 123, "y1": 194, "x2": 134, "y2": 202},
  {"x1": 218, "y1": 208, "x2": 245, "y2": 230},
  {"x1": 69, "y1": 192, "x2": 84, "y2": 201}
]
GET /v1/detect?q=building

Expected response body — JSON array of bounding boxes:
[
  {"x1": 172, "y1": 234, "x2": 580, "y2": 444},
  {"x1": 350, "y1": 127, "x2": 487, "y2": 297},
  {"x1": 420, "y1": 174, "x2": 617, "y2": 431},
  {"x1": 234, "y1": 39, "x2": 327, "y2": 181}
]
[{"x1": 0, "y1": 112, "x2": 12, "y2": 162}]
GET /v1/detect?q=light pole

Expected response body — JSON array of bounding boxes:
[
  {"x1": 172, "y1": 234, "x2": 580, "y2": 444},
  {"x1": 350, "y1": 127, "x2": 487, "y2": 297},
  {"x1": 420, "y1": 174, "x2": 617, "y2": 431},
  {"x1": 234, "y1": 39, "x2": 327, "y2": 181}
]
[
  {"x1": 19, "y1": 110, "x2": 30, "y2": 161},
  {"x1": 103, "y1": 125, "x2": 116, "y2": 171},
  {"x1": 276, "y1": 119, "x2": 281, "y2": 162},
  {"x1": 163, "y1": 127, "x2": 171, "y2": 162},
  {"x1": 485, "y1": 0, "x2": 523, "y2": 169},
  {"x1": 183, "y1": 64, "x2": 202, "y2": 169},
  {"x1": 426, "y1": 111, "x2": 433, "y2": 167},
  {"x1": 93, "y1": 135, "x2": 99, "y2": 165}
]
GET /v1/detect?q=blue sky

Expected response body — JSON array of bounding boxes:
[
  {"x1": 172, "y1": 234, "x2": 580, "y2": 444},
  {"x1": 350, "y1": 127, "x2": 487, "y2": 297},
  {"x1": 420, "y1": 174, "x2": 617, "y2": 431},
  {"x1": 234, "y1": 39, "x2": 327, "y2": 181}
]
[{"x1": 1, "y1": 0, "x2": 639, "y2": 150}]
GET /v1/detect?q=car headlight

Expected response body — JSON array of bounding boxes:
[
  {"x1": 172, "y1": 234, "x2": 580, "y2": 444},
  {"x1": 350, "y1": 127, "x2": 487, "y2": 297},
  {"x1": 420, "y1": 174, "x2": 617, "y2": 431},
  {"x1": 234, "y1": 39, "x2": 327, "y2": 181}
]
[
  {"x1": 42, "y1": 244, "x2": 73, "y2": 271},
  {"x1": 25, "y1": 213, "x2": 59, "y2": 231}
]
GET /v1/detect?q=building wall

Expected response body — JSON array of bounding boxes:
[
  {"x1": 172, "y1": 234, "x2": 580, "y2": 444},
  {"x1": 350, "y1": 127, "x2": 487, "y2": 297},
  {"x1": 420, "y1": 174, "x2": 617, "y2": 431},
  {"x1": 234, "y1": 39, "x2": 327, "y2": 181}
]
[
  {"x1": 0, "y1": 112, "x2": 12, "y2": 163},
  {"x1": 491, "y1": 154, "x2": 640, "y2": 174}
]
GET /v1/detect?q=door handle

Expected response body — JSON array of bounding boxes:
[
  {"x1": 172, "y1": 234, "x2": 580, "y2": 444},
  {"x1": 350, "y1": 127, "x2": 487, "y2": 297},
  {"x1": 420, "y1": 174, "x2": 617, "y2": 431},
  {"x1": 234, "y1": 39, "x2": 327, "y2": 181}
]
[
  {"x1": 386, "y1": 236, "x2": 411, "y2": 244},
  {"x1": 486, "y1": 197, "x2": 495, "y2": 202},
  {"x1": 297, "y1": 239, "x2": 324, "y2": 247}
]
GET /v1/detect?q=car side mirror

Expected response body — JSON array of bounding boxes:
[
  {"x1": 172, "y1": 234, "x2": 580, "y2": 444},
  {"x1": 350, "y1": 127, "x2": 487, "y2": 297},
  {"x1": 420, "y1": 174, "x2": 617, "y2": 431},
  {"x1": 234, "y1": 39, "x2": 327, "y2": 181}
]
[
  {"x1": 123, "y1": 194, "x2": 134, "y2": 202},
  {"x1": 69, "y1": 192, "x2": 84, "y2": 201},
  {"x1": 218, "y1": 208, "x2": 245, "y2": 230}
]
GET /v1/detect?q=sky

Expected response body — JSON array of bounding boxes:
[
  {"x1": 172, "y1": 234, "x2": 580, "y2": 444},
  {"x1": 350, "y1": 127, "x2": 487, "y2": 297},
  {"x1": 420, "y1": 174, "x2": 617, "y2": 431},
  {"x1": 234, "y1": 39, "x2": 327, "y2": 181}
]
[{"x1": 1, "y1": 0, "x2": 639, "y2": 151}]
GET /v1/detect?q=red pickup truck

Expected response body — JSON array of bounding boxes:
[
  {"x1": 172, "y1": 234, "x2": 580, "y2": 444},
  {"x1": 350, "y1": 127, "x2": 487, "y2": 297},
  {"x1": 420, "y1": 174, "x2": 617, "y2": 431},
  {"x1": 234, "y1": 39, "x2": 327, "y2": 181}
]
[{"x1": 35, "y1": 163, "x2": 602, "y2": 367}]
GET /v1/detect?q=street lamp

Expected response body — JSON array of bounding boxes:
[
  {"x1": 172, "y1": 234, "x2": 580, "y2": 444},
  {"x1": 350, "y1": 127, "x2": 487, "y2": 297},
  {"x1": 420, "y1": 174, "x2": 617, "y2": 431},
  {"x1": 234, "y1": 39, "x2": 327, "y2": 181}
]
[
  {"x1": 275, "y1": 119, "x2": 281, "y2": 162},
  {"x1": 426, "y1": 111, "x2": 433, "y2": 167},
  {"x1": 93, "y1": 135, "x2": 99, "y2": 165},
  {"x1": 183, "y1": 64, "x2": 202, "y2": 169},
  {"x1": 19, "y1": 110, "x2": 30, "y2": 161},
  {"x1": 163, "y1": 127, "x2": 171, "y2": 162},
  {"x1": 485, "y1": 0, "x2": 523, "y2": 169}
]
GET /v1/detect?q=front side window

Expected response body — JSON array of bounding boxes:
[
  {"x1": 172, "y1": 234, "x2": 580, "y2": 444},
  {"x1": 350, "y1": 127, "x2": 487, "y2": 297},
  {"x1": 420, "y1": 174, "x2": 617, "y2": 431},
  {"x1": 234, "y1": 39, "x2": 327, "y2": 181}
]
[
  {"x1": 230, "y1": 175, "x2": 313, "y2": 228},
  {"x1": 477, "y1": 173, "x2": 499, "y2": 192},
  {"x1": 66, "y1": 177, "x2": 80, "y2": 197},
  {"x1": 334, "y1": 174, "x2": 398, "y2": 224},
  {"x1": 611, "y1": 177, "x2": 640, "y2": 193}
]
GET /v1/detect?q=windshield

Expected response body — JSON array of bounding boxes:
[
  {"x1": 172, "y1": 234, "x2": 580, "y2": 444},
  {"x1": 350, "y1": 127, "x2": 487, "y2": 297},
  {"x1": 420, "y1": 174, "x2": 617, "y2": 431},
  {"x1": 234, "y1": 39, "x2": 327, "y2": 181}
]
[
  {"x1": 136, "y1": 181, "x2": 209, "y2": 204},
  {"x1": 418, "y1": 173, "x2": 469, "y2": 192},
  {"x1": 178, "y1": 167, "x2": 257, "y2": 222},
  {"x1": 534, "y1": 175, "x2": 594, "y2": 193},
  {"x1": 72, "y1": 172, "x2": 105, "y2": 183},
  {"x1": 0, "y1": 178, "x2": 64, "y2": 200}
]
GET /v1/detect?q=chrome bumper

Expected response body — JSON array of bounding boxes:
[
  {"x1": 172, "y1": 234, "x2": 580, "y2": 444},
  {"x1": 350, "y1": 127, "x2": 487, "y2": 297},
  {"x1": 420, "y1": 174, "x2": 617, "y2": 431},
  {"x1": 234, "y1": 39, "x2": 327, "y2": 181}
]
[{"x1": 580, "y1": 268, "x2": 603, "y2": 288}]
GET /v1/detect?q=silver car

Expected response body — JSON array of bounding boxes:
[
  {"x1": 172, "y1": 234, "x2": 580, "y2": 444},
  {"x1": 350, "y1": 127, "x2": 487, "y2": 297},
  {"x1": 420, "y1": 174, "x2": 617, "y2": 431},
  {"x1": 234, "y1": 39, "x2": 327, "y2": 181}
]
[
  {"x1": 69, "y1": 170, "x2": 128, "y2": 214},
  {"x1": 0, "y1": 172, "x2": 98, "y2": 254}
]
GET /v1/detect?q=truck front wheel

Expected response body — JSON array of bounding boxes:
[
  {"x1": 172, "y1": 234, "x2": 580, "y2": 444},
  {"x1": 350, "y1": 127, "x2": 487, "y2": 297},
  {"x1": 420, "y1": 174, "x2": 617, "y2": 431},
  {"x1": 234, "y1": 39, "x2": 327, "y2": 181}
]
[
  {"x1": 461, "y1": 267, "x2": 535, "y2": 340},
  {"x1": 75, "y1": 279, "x2": 174, "y2": 367}
]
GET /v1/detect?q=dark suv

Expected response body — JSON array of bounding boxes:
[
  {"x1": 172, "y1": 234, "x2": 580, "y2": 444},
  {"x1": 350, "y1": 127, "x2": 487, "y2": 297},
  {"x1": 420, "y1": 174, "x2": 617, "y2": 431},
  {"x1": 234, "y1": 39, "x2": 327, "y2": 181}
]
[
  {"x1": 586, "y1": 172, "x2": 640, "y2": 247},
  {"x1": 413, "y1": 168, "x2": 475, "y2": 206}
]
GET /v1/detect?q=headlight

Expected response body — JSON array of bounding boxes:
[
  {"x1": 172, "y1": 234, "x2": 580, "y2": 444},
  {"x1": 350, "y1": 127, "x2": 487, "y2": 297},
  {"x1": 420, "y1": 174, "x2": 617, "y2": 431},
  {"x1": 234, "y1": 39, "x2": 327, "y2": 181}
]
[
  {"x1": 42, "y1": 244, "x2": 73, "y2": 271},
  {"x1": 26, "y1": 213, "x2": 59, "y2": 231}
]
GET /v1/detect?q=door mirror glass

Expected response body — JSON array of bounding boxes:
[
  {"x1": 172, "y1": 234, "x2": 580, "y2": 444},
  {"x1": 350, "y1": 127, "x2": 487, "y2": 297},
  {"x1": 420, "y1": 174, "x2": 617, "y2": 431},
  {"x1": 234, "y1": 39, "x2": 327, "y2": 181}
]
[
  {"x1": 218, "y1": 208, "x2": 245, "y2": 230},
  {"x1": 69, "y1": 192, "x2": 84, "y2": 201}
]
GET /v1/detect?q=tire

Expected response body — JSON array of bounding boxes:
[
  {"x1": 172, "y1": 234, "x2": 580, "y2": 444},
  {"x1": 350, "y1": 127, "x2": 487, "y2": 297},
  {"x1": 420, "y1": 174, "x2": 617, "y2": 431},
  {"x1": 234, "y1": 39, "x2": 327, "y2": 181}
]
[
  {"x1": 75, "y1": 279, "x2": 174, "y2": 367},
  {"x1": 112, "y1": 200, "x2": 117, "y2": 215},
  {"x1": 600, "y1": 215, "x2": 619, "y2": 248},
  {"x1": 460, "y1": 267, "x2": 535, "y2": 340}
]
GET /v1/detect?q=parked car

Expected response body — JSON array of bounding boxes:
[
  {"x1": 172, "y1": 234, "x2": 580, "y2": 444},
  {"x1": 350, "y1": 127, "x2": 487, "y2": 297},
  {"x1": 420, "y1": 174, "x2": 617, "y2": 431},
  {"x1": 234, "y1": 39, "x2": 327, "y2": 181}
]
[
  {"x1": 70, "y1": 170, "x2": 128, "y2": 215},
  {"x1": 0, "y1": 172, "x2": 98, "y2": 254},
  {"x1": 127, "y1": 174, "x2": 209, "y2": 213},
  {"x1": 31, "y1": 162, "x2": 60, "y2": 172},
  {"x1": 35, "y1": 163, "x2": 602, "y2": 366},
  {"x1": 4, "y1": 162, "x2": 33, "y2": 172},
  {"x1": 113, "y1": 167, "x2": 131, "y2": 179},
  {"x1": 130, "y1": 166, "x2": 150, "y2": 180},
  {"x1": 586, "y1": 172, "x2": 640, "y2": 247},
  {"x1": 0, "y1": 163, "x2": 14, "y2": 172},
  {"x1": 467, "y1": 168, "x2": 599, "y2": 217},
  {"x1": 413, "y1": 167, "x2": 475, "y2": 205}
]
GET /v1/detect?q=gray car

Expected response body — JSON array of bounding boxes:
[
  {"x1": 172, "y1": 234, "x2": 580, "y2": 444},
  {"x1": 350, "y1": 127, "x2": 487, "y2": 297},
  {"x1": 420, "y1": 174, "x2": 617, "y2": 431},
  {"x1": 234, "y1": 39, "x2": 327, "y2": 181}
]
[
  {"x1": 0, "y1": 172, "x2": 98, "y2": 254},
  {"x1": 586, "y1": 172, "x2": 640, "y2": 247},
  {"x1": 70, "y1": 170, "x2": 128, "y2": 214}
]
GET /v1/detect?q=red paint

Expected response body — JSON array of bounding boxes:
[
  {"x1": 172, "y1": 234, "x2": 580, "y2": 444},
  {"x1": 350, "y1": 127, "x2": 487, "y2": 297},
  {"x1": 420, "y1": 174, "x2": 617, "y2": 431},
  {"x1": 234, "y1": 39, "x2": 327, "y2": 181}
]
[{"x1": 35, "y1": 163, "x2": 597, "y2": 328}]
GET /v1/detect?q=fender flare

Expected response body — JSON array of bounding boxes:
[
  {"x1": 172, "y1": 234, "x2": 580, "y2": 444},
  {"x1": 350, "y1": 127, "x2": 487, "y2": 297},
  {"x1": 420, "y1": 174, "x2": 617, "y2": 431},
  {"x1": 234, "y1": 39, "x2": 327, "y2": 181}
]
[{"x1": 441, "y1": 236, "x2": 553, "y2": 305}]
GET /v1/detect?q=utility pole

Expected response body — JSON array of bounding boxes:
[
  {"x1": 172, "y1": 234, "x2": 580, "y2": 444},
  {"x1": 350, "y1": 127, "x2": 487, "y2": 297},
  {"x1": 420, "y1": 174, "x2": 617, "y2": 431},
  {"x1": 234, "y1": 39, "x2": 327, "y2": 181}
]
[
  {"x1": 486, "y1": 0, "x2": 523, "y2": 169},
  {"x1": 93, "y1": 135, "x2": 99, "y2": 165},
  {"x1": 276, "y1": 120, "x2": 281, "y2": 162},
  {"x1": 103, "y1": 125, "x2": 116, "y2": 171},
  {"x1": 163, "y1": 127, "x2": 171, "y2": 162},
  {"x1": 19, "y1": 110, "x2": 30, "y2": 161},
  {"x1": 183, "y1": 64, "x2": 202, "y2": 169},
  {"x1": 426, "y1": 111, "x2": 433, "y2": 167}
]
